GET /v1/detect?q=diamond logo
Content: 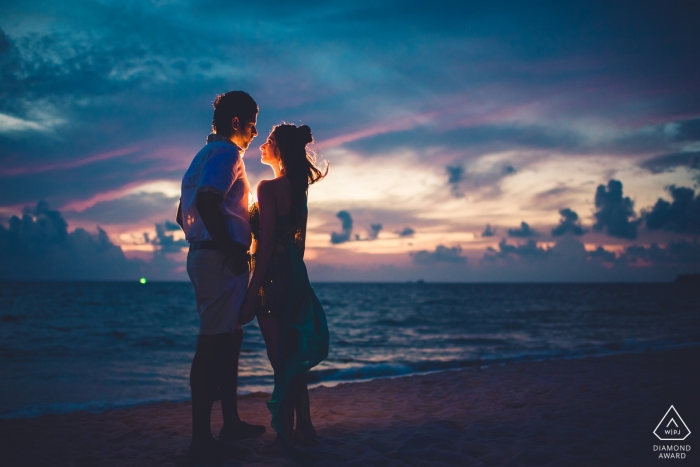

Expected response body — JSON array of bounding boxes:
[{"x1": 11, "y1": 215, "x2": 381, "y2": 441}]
[{"x1": 654, "y1": 405, "x2": 691, "y2": 441}]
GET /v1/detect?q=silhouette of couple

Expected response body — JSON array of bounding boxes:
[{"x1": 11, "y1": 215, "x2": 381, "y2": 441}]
[{"x1": 176, "y1": 91, "x2": 329, "y2": 462}]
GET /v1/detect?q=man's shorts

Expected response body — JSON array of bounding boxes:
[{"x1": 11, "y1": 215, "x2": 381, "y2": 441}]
[{"x1": 186, "y1": 249, "x2": 248, "y2": 335}]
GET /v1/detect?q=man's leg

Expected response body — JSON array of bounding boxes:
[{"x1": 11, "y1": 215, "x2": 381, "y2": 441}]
[
  {"x1": 190, "y1": 335, "x2": 217, "y2": 447},
  {"x1": 219, "y1": 328, "x2": 242, "y2": 426},
  {"x1": 218, "y1": 326, "x2": 266, "y2": 441}
]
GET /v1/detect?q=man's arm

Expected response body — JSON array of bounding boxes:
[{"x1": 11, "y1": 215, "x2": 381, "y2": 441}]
[{"x1": 196, "y1": 191, "x2": 248, "y2": 275}]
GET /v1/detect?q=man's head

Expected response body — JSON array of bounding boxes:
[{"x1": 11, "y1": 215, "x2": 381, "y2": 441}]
[{"x1": 212, "y1": 91, "x2": 259, "y2": 149}]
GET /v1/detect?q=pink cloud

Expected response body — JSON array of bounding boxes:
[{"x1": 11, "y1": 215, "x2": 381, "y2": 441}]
[{"x1": 0, "y1": 146, "x2": 141, "y2": 177}]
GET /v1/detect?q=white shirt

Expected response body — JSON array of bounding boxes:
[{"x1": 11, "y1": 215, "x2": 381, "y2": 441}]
[{"x1": 180, "y1": 134, "x2": 251, "y2": 247}]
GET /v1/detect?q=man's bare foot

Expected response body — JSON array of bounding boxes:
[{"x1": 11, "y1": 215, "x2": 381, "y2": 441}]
[{"x1": 261, "y1": 436, "x2": 287, "y2": 456}]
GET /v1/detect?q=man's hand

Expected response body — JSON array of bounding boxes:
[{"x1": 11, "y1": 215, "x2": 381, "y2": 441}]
[
  {"x1": 224, "y1": 251, "x2": 249, "y2": 276},
  {"x1": 239, "y1": 295, "x2": 256, "y2": 325}
]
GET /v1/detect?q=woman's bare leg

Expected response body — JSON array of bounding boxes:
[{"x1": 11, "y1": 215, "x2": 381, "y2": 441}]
[
  {"x1": 258, "y1": 314, "x2": 294, "y2": 440},
  {"x1": 292, "y1": 374, "x2": 317, "y2": 446}
]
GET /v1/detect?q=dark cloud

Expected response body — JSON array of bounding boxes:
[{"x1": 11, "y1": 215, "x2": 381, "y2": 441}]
[
  {"x1": 640, "y1": 151, "x2": 700, "y2": 175},
  {"x1": 446, "y1": 165, "x2": 464, "y2": 197},
  {"x1": 551, "y1": 208, "x2": 586, "y2": 236},
  {"x1": 368, "y1": 223, "x2": 382, "y2": 240},
  {"x1": 152, "y1": 222, "x2": 188, "y2": 253},
  {"x1": 482, "y1": 224, "x2": 496, "y2": 237},
  {"x1": 534, "y1": 186, "x2": 573, "y2": 201},
  {"x1": 587, "y1": 241, "x2": 700, "y2": 265},
  {"x1": 484, "y1": 238, "x2": 550, "y2": 261},
  {"x1": 623, "y1": 241, "x2": 700, "y2": 264},
  {"x1": 508, "y1": 221, "x2": 538, "y2": 238},
  {"x1": 444, "y1": 161, "x2": 517, "y2": 198},
  {"x1": 643, "y1": 186, "x2": 700, "y2": 234},
  {"x1": 592, "y1": 180, "x2": 640, "y2": 239},
  {"x1": 588, "y1": 246, "x2": 617, "y2": 262},
  {"x1": 0, "y1": 27, "x2": 11, "y2": 54},
  {"x1": 0, "y1": 201, "x2": 139, "y2": 280},
  {"x1": 411, "y1": 245, "x2": 466, "y2": 265},
  {"x1": 330, "y1": 210, "x2": 353, "y2": 244},
  {"x1": 396, "y1": 227, "x2": 415, "y2": 237},
  {"x1": 164, "y1": 220, "x2": 181, "y2": 231},
  {"x1": 0, "y1": 201, "x2": 186, "y2": 280}
]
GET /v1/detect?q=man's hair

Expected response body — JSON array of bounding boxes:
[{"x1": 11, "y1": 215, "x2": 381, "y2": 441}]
[{"x1": 212, "y1": 91, "x2": 258, "y2": 136}]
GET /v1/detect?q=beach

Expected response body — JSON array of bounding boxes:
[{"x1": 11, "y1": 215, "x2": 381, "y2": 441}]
[{"x1": 1, "y1": 346, "x2": 697, "y2": 466}]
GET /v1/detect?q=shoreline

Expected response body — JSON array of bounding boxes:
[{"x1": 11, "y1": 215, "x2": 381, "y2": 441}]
[
  {"x1": 2, "y1": 341, "x2": 699, "y2": 420},
  {"x1": 2, "y1": 346, "x2": 699, "y2": 466}
]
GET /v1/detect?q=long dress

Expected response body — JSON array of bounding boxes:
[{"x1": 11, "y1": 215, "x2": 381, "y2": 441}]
[{"x1": 249, "y1": 203, "x2": 330, "y2": 438}]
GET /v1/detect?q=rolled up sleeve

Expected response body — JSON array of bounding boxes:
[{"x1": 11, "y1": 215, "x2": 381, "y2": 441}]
[{"x1": 197, "y1": 150, "x2": 239, "y2": 197}]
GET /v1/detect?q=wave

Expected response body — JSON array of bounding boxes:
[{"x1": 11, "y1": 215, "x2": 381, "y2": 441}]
[
  {"x1": 3, "y1": 339, "x2": 698, "y2": 419},
  {"x1": 306, "y1": 339, "x2": 700, "y2": 386},
  {"x1": 0, "y1": 396, "x2": 191, "y2": 420}
]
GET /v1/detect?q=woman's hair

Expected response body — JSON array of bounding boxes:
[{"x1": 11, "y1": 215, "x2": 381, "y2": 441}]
[{"x1": 272, "y1": 123, "x2": 328, "y2": 224}]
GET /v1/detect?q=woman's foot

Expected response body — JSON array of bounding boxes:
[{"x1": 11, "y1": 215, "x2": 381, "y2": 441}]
[
  {"x1": 261, "y1": 435, "x2": 288, "y2": 456},
  {"x1": 292, "y1": 428, "x2": 319, "y2": 448}
]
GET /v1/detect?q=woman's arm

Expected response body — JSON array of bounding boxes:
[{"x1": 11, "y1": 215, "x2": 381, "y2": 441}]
[{"x1": 239, "y1": 182, "x2": 276, "y2": 323}]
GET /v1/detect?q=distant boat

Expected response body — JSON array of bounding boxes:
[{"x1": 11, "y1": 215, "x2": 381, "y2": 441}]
[{"x1": 673, "y1": 274, "x2": 700, "y2": 286}]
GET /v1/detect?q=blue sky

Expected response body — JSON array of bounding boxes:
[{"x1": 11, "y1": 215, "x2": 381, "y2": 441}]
[{"x1": 1, "y1": 0, "x2": 699, "y2": 281}]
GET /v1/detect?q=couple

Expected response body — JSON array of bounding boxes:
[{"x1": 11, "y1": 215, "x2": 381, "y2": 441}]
[{"x1": 176, "y1": 90, "x2": 329, "y2": 461}]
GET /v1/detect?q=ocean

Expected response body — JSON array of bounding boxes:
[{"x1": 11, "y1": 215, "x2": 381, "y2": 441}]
[{"x1": 1, "y1": 281, "x2": 699, "y2": 418}]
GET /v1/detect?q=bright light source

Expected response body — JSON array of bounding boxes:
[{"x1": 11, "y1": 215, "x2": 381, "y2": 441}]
[{"x1": 139, "y1": 278, "x2": 147, "y2": 284}]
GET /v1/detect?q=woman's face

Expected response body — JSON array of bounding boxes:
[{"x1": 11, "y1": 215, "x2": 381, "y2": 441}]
[{"x1": 260, "y1": 133, "x2": 281, "y2": 167}]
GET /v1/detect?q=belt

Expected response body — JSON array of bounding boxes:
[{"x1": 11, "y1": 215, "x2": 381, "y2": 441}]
[
  {"x1": 189, "y1": 240, "x2": 220, "y2": 252},
  {"x1": 188, "y1": 240, "x2": 249, "y2": 254}
]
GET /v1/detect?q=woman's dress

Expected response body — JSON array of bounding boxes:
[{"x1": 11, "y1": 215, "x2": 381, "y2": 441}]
[{"x1": 249, "y1": 203, "x2": 329, "y2": 437}]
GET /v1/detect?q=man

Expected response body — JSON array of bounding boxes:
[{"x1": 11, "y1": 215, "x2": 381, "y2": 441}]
[{"x1": 176, "y1": 91, "x2": 265, "y2": 461}]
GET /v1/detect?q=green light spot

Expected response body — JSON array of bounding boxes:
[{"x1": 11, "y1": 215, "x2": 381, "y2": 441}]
[{"x1": 139, "y1": 278, "x2": 147, "y2": 284}]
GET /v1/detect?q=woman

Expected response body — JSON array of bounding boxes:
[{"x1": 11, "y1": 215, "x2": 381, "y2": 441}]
[{"x1": 239, "y1": 123, "x2": 329, "y2": 449}]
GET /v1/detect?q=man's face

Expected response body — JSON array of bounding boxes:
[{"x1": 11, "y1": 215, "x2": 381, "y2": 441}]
[{"x1": 230, "y1": 113, "x2": 258, "y2": 150}]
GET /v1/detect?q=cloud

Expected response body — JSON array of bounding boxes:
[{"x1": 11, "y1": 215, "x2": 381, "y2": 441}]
[
  {"x1": 396, "y1": 227, "x2": 415, "y2": 237},
  {"x1": 0, "y1": 201, "x2": 139, "y2": 280},
  {"x1": 508, "y1": 221, "x2": 538, "y2": 238},
  {"x1": 152, "y1": 222, "x2": 188, "y2": 253},
  {"x1": 643, "y1": 185, "x2": 700, "y2": 234},
  {"x1": 588, "y1": 246, "x2": 617, "y2": 262},
  {"x1": 592, "y1": 180, "x2": 640, "y2": 239},
  {"x1": 484, "y1": 238, "x2": 550, "y2": 261},
  {"x1": 65, "y1": 192, "x2": 179, "y2": 225},
  {"x1": 587, "y1": 241, "x2": 700, "y2": 265},
  {"x1": 551, "y1": 208, "x2": 586, "y2": 236},
  {"x1": 0, "y1": 27, "x2": 10, "y2": 53},
  {"x1": 330, "y1": 210, "x2": 353, "y2": 244},
  {"x1": 444, "y1": 160, "x2": 518, "y2": 198},
  {"x1": 411, "y1": 245, "x2": 467, "y2": 265},
  {"x1": 164, "y1": 220, "x2": 181, "y2": 231},
  {"x1": 482, "y1": 224, "x2": 496, "y2": 237},
  {"x1": 368, "y1": 223, "x2": 382, "y2": 240},
  {"x1": 640, "y1": 151, "x2": 700, "y2": 174},
  {"x1": 446, "y1": 165, "x2": 464, "y2": 197},
  {"x1": 623, "y1": 241, "x2": 700, "y2": 264},
  {"x1": 0, "y1": 201, "x2": 186, "y2": 280}
]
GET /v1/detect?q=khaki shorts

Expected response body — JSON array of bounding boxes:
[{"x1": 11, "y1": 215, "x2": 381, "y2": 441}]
[{"x1": 186, "y1": 249, "x2": 249, "y2": 335}]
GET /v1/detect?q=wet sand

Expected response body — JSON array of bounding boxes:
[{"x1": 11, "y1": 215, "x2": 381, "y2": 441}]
[{"x1": 1, "y1": 346, "x2": 698, "y2": 466}]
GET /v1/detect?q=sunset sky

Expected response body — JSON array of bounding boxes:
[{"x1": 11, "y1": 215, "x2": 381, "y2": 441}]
[{"x1": 1, "y1": 0, "x2": 699, "y2": 281}]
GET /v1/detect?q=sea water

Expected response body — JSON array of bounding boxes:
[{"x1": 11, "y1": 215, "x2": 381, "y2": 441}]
[{"x1": 1, "y1": 281, "x2": 698, "y2": 418}]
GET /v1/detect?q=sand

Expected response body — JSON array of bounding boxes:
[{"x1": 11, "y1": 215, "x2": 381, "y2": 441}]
[{"x1": 1, "y1": 347, "x2": 698, "y2": 467}]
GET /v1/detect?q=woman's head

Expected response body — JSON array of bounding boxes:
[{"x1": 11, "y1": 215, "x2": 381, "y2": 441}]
[{"x1": 260, "y1": 123, "x2": 328, "y2": 221}]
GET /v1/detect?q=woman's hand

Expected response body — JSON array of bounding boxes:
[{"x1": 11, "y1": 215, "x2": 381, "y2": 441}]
[{"x1": 239, "y1": 294, "x2": 257, "y2": 325}]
